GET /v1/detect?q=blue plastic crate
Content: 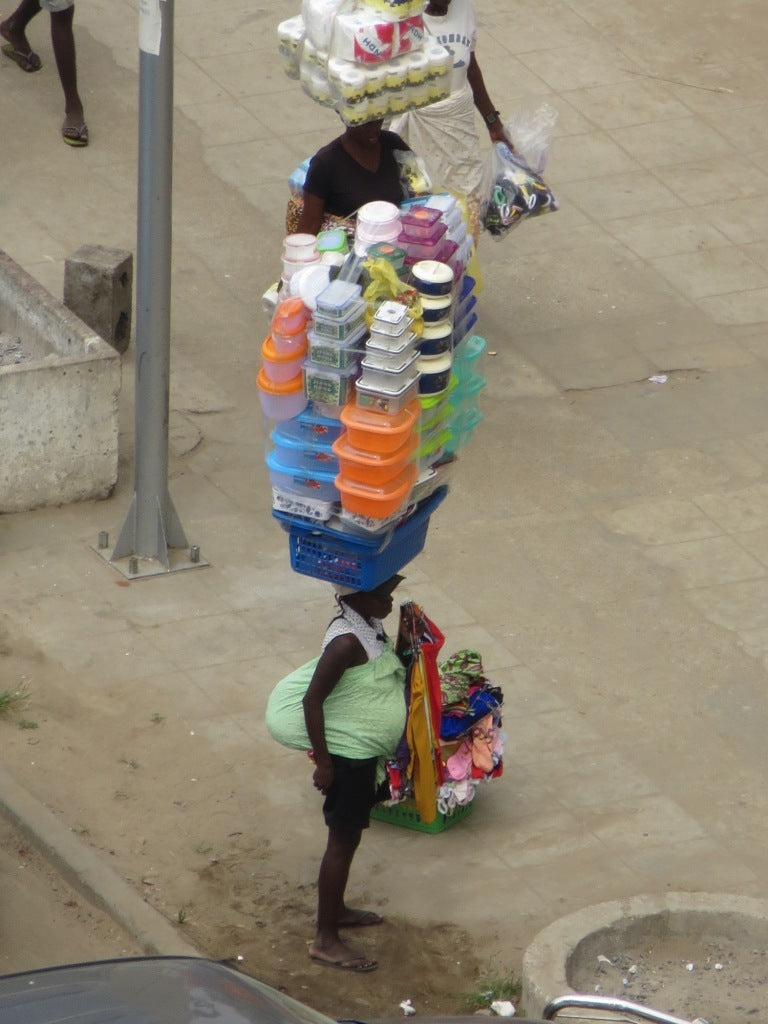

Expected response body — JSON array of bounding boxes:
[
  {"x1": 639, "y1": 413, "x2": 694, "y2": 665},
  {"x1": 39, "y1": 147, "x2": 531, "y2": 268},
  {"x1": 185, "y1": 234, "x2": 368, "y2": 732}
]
[{"x1": 273, "y1": 488, "x2": 447, "y2": 589}]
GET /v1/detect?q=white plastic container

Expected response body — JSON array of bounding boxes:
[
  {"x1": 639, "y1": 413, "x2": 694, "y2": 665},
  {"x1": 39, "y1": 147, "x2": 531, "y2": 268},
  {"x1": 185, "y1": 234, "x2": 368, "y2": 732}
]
[
  {"x1": 359, "y1": 350, "x2": 419, "y2": 389},
  {"x1": 417, "y1": 351, "x2": 453, "y2": 395},
  {"x1": 355, "y1": 371, "x2": 420, "y2": 414},
  {"x1": 283, "y1": 233, "x2": 319, "y2": 262},
  {"x1": 366, "y1": 329, "x2": 417, "y2": 360},
  {"x1": 271, "y1": 487, "x2": 336, "y2": 522}
]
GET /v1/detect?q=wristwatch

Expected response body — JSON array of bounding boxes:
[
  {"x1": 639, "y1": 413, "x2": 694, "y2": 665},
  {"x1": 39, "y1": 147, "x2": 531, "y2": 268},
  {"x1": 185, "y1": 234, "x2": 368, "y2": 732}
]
[{"x1": 484, "y1": 110, "x2": 501, "y2": 125}]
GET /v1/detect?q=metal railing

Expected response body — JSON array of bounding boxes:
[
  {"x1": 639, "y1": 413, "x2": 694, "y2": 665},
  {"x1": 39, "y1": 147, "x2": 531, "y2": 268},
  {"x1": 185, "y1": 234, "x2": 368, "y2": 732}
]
[{"x1": 542, "y1": 993, "x2": 709, "y2": 1024}]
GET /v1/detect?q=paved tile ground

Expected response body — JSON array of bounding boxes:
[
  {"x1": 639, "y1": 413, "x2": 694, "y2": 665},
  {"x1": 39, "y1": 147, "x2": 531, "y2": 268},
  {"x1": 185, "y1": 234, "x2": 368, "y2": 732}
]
[{"x1": 1, "y1": 0, "x2": 768, "y2": 983}]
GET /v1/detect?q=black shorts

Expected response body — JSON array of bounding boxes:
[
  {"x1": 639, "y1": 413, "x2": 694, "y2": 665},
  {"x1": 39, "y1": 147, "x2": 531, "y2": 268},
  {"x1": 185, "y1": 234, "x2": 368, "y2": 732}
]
[{"x1": 323, "y1": 754, "x2": 380, "y2": 831}]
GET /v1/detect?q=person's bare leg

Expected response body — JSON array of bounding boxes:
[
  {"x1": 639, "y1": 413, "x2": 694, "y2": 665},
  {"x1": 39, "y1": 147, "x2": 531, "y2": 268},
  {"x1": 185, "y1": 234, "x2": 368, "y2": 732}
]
[
  {"x1": 50, "y1": 5, "x2": 87, "y2": 142},
  {"x1": 309, "y1": 826, "x2": 377, "y2": 970},
  {"x1": 1, "y1": 0, "x2": 42, "y2": 69}
]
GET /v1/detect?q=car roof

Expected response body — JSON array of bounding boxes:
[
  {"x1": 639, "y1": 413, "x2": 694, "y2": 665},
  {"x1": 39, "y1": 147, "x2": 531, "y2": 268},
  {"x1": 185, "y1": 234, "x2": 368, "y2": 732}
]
[{"x1": 0, "y1": 956, "x2": 339, "y2": 1024}]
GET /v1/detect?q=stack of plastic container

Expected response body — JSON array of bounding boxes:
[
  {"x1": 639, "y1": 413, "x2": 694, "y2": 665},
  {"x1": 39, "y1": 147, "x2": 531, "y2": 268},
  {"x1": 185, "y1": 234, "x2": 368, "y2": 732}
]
[
  {"x1": 281, "y1": 233, "x2": 320, "y2": 290},
  {"x1": 334, "y1": 397, "x2": 420, "y2": 526},
  {"x1": 257, "y1": 296, "x2": 311, "y2": 423},
  {"x1": 453, "y1": 273, "x2": 478, "y2": 348},
  {"x1": 354, "y1": 201, "x2": 402, "y2": 257},
  {"x1": 445, "y1": 334, "x2": 487, "y2": 457},
  {"x1": 397, "y1": 205, "x2": 451, "y2": 267},
  {"x1": 356, "y1": 300, "x2": 420, "y2": 414},
  {"x1": 302, "y1": 279, "x2": 368, "y2": 418},
  {"x1": 260, "y1": 299, "x2": 345, "y2": 518}
]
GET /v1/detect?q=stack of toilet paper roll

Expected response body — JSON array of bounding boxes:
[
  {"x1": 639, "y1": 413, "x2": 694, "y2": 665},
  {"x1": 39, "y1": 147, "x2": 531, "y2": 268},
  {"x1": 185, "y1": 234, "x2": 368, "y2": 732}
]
[{"x1": 278, "y1": 0, "x2": 452, "y2": 121}]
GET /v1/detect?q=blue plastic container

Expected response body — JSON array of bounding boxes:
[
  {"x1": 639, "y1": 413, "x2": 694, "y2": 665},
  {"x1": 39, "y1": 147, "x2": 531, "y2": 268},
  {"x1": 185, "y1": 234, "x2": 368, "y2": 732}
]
[
  {"x1": 276, "y1": 407, "x2": 345, "y2": 445},
  {"x1": 271, "y1": 427, "x2": 339, "y2": 474}
]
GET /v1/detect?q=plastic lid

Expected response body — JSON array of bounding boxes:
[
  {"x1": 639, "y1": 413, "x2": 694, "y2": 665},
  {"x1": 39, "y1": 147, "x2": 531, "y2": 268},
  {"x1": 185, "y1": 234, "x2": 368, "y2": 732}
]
[
  {"x1": 257, "y1": 366, "x2": 304, "y2": 395},
  {"x1": 357, "y1": 201, "x2": 401, "y2": 225},
  {"x1": 412, "y1": 260, "x2": 454, "y2": 284},
  {"x1": 289, "y1": 264, "x2": 332, "y2": 312},
  {"x1": 315, "y1": 278, "x2": 363, "y2": 315}
]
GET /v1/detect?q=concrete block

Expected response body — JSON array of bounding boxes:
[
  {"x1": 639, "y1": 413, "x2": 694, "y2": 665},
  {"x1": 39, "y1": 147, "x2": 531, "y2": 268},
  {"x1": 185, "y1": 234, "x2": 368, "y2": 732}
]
[
  {"x1": 64, "y1": 244, "x2": 133, "y2": 354},
  {"x1": 0, "y1": 250, "x2": 121, "y2": 513}
]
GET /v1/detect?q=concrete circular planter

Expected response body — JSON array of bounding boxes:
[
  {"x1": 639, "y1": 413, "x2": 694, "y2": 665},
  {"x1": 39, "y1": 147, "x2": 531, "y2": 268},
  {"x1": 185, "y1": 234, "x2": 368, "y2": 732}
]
[{"x1": 522, "y1": 891, "x2": 768, "y2": 1019}]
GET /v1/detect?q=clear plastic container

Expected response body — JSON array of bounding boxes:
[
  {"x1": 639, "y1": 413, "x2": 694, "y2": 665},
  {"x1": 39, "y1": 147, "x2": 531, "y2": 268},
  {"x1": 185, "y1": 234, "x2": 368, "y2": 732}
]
[
  {"x1": 283, "y1": 233, "x2": 319, "y2": 261},
  {"x1": 411, "y1": 457, "x2": 454, "y2": 504},
  {"x1": 269, "y1": 325, "x2": 309, "y2": 357},
  {"x1": 312, "y1": 297, "x2": 367, "y2": 340},
  {"x1": 317, "y1": 227, "x2": 349, "y2": 255},
  {"x1": 355, "y1": 371, "x2": 420, "y2": 414},
  {"x1": 402, "y1": 237, "x2": 446, "y2": 262},
  {"x1": 359, "y1": 350, "x2": 420, "y2": 390},
  {"x1": 455, "y1": 292, "x2": 477, "y2": 326},
  {"x1": 452, "y1": 311, "x2": 478, "y2": 350},
  {"x1": 333, "y1": 432, "x2": 418, "y2": 486},
  {"x1": 401, "y1": 218, "x2": 446, "y2": 244},
  {"x1": 271, "y1": 426, "x2": 339, "y2": 473},
  {"x1": 315, "y1": 279, "x2": 362, "y2": 318},
  {"x1": 271, "y1": 487, "x2": 336, "y2": 522},
  {"x1": 400, "y1": 205, "x2": 442, "y2": 233},
  {"x1": 452, "y1": 371, "x2": 487, "y2": 408},
  {"x1": 266, "y1": 449, "x2": 339, "y2": 502},
  {"x1": 307, "y1": 322, "x2": 367, "y2": 368},
  {"x1": 453, "y1": 334, "x2": 486, "y2": 376},
  {"x1": 366, "y1": 242, "x2": 407, "y2": 271},
  {"x1": 272, "y1": 296, "x2": 310, "y2": 335},
  {"x1": 336, "y1": 463, "x2": 418, "y2": 519},
  {"x1": 257, "y1": 368, "x2": 308, "y2": 421},
  {"x1": 371, "y1": 300, "x2": 413, "y2": 337},
  {"x1": 366, "y1": 329, "x2": 417, "y2": 360},
  {"x1": 445, "y1": 406, "x2": 483, "y2": 455},
  {"x1": 276, "y1": 406, "x2": 345, "y2": 445},
  {"x1": 303, "y1": 358, "x2": 361, "y2": 407},
  {"x1": 340, "y1": 398, "x2": 421, "y2": 454},
  {"x1": 261, "y1": 334, "x2": 308, "y2": 383}
]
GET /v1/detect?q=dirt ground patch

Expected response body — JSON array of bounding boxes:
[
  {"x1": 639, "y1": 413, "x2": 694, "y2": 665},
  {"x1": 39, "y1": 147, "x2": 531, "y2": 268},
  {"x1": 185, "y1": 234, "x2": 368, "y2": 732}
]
[
  {"x1": 0, "y1": 627, "x2": 490, "y2": 1018},
  {"x1": 570, "y1": 935, "x2": 768, "y2": 1024}
]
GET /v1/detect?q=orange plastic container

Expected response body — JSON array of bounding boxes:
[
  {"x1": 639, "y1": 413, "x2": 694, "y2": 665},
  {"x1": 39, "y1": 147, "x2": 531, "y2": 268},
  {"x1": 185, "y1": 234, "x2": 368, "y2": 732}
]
[
  {"x1": 261, "y1": 333, "x2": 308, "y2": 383},
  {"x1": 340, "y1": 399, "x2": 421, "y2": 455},
  {"x1": 336, "y1": 464, "x2": 418, "y2": 519},
  {"x1": 256, "y1": 367, "x2": 308, "y2": 421},
  {"x1": 333, "y1": 433, "x2": 417, "y2": 486}
]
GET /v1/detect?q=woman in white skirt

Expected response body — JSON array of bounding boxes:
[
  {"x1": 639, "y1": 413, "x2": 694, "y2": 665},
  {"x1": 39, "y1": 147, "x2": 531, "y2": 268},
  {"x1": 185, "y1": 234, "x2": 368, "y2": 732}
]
[{"x1": 390, "y1": 0, "x2": 509, "y2": 240}]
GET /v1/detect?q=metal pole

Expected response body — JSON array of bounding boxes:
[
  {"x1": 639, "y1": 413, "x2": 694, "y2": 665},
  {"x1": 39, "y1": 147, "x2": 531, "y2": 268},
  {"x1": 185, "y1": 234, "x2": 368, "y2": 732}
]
[{"x1": 109, "y1": 0, "x2": 202, "y2": 576}]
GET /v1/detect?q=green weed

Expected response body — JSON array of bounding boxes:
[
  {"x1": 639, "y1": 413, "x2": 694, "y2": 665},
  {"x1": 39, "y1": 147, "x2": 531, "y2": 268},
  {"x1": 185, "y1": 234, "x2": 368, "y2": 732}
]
[
  {"x1": 462, "y1": 965, "x2": 522, "y2": 1011},
  {"x1": 0, "y1": 686, "x2": 30, "y2": 719}
]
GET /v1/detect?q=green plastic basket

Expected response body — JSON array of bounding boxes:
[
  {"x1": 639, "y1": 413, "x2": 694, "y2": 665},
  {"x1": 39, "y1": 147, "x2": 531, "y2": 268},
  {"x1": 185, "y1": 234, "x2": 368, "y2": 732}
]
[{"x1": 371, "y1": 797, "x2": 474, "y2": 834}]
